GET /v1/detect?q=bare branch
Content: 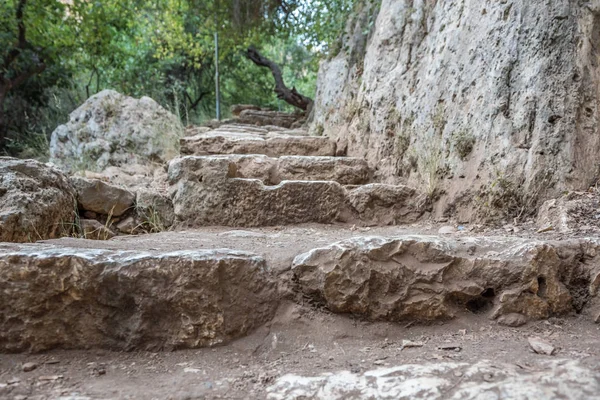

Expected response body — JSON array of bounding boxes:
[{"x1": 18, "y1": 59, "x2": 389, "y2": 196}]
[{"x1": 245, "y1": 46, "x2": 313, "y2": 111}]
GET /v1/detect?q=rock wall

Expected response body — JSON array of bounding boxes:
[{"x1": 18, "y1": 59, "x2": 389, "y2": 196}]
[{"x1": 313, "y1": 0, "x2": 600, "y2": 221}]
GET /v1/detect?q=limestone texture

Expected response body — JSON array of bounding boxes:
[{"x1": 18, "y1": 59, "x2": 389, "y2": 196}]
[
  {"x1": 293, "y1": 235, "x2": 600, "y2": 322},
  {"x1": 70, "y1": 177, "x2": 135, "y2": 217},
  {"x1": 267, "y1": 360, "x2": 600, "y2": 400},
  {"x1": 0, "y1": 157, "x2": 76, "y2": 242},
  {"x1": 135, "y1": 189, "x2": 175, "y2": 230},
  {"x1": 312, "y1": 1, "x2": 600, "y2": 220},
  {"x1": 0, "y1": 244, "x2": 277, "y2": 352},
  {"x1": 50, "y1": 90, "x2": 183, "y2": 172},
  {"x1": 171, "y1": 155, "x2": 370, "y2": 186},
  {"x1": 180, "y1": 131, "x2": 335, "y2": 157},
  {"x1": 168, "y1": 156, "x2": 346, "y2": 227},
  {"x1": 346, "y1": 184, "x2": 425, "y2": 225}
]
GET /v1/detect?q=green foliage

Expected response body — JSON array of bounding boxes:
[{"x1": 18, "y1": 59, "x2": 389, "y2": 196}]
[{"x1": 1, "y1": 0, "x2": 356, "y2": 158}]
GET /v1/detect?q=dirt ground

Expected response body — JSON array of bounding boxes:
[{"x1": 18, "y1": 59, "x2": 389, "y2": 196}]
[
  {"x1": 2, "y1": 223, "x2": 600, "y2": 399},
  {"x1": 2, "y1": 301, "x2": 600, "y2": 400}
]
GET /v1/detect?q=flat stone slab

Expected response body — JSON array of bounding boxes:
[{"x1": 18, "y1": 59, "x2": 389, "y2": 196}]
[
  {"x1": 275, "y1": 156, "x2": 370, "y2": 185},
  {"x1": 0, "y1": 244, "x2": 277, "y2": 352},
  {"x1": 293, "y1": 235, "x2": 600, "y2": 322},
  {"x1": 172, "y1": 155, "x2": 370, "y2": 185},
  {"x1": 267, "y1": 360, "x2": 600, "y2": 400},
  {"x1": 180, "y1": 132, "x2": 335, "y2": 157}
]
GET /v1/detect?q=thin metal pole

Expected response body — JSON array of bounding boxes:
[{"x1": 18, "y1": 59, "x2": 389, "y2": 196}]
[{"x1": 214, "y1": 31, "x2": 221, "y2": 121}]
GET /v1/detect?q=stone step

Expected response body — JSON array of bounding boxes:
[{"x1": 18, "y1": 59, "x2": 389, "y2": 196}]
[
  {"x1": 168, "y1": 157, "x2": 425, "y2": 227},
  {"x1": 4, "y1": 229, "x2": 600, "y2": 354},
  {"x1": 180, "y1": 131, "x2": 335, "y2": 157},
  {"x1": 0, "y1": 243, "x2": 277, "y2": 352},
  {"x1": 292, "y1": 235, "x2": 600, "y2": 322},
  {"x1": 172, "y1": 155, "x2": 371, "y2": 185}
]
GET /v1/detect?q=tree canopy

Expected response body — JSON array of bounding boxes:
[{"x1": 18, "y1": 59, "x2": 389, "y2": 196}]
[{"x1": 0, "y1": 0, "x2": 354, "y2": 157}]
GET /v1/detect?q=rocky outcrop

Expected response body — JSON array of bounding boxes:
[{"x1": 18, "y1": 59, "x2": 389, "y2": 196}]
[
  {"x1": 181, "y1": 131, "x2": 335, "y2": 157},
  {"x1": 168, "y1": 157, "x2": 347, "y2": 227},
  {"x1": 293, "y1": 235, "x2": 600, "y2": 322},
  {"x1": 0, "y1": 157, "x2": 76, "y2": 242},
  {"x1": 313, "y1": 1, "x2": 600, "y2": 220},
  {"x1": 0, "y1": 244, "x2": 278, "y2": 352},
  {"x1": 50, "y1": 90, "x2": 183, "y2": 172}
]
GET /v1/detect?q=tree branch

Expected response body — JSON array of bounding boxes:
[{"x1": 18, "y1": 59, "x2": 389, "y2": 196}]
[
  {"x1": 185, "y1": 91, "x2": 210, "y2": 111},
  {"x1": 245, "y1": 46, "x2": 313, "y2": 112}
]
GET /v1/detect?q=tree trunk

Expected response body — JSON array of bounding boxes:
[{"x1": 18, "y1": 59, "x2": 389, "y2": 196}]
[{"x1": 245, "y1": 46, "x2": 313, "y2": 112}]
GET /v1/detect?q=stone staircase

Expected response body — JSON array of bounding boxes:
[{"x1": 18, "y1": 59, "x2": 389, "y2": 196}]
[
  {"x1": 3, "y1": 123, "x2": 600, "y2": 399},
  {"x1": 174, "y1": 124, "x2": 425, "y2": 227}
]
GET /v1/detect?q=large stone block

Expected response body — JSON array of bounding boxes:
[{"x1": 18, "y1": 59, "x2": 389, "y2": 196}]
[
  {"x1": 0, "y1": 244, "x2": 278, "y2": 352},
  {"x1": 274, "y1": 156, "x2": 370, "y2": 185},
  {"x1": 70, "y1": 176, "x2": 135, "y2": 217},
  {"x1": 168, "y1": 156, "x2": 347, "y2": 227},
  {"x1": 346, "y1": 183, "x2": 426, "y2": 225},
  {"x1": 293, "y1": 235, "x2": 599, "y2": 322}
]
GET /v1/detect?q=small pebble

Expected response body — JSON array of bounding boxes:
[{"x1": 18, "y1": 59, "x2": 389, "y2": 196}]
[{"x1": 22, "y1": 362, "x2": 38, "y2": 372}]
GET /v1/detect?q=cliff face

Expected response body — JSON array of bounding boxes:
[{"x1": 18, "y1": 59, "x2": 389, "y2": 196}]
[{"x1": 313, "y1": 0, "x2": 600, "y2": 221}]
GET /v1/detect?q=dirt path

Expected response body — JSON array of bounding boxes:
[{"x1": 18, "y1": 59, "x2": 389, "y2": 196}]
[{"x1": 2, "y1": 302, "x2": 600, "y2": 399}]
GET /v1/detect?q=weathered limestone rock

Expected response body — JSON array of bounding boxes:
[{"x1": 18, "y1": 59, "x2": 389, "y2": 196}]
[
  {"x1": 88, "y1": 163, "x2": 169, "y2": 194},
  {"x1": 238, "y1": 109, "x2": 300, "y2": 128},
  {"x1": 185, "y1": 126, "x2": 211, "y2": 136},
  {"x1": 180, "y1": 132, "x2": 335, "y2": 157},
  {"x1": 267, "y1": 360, "x2": 600, "y2": 400},
  {"x1": 0, "y1": 244, "x2": 278, "y2": 352},
  {"x1": 293, "y1": 236, "x2": 599, "y2": 322},
  {"x1": 135, "y1": 189, "x2": 175, "y2": 230},
  {"x1": 50, "y1": 90, "x2": 183, "y2": 172},
  {"x1": 173, "y1": 155, "x2": 370, "y2": 186},
  {"x1": 274, "y1": 156, "x2": 370, "y2": 185},
  {"x1": 346, "y1": 184, "x2": 426, "y2": 225},
  {"x1": 168, "y1": 157, "x2": 347, "y2": 227},
  {"x1": 0, "y1": 157, "x2": 76, "y2": 242},
  {"x1": 313, "y1": 1, "x2": 600, "y2": 220},
  {"x1": 71, "y1": 177, "x2": 135, "y2": 217},
  {"x1": 537, "y1": 192, "x2": 600, "y2": 233}
]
